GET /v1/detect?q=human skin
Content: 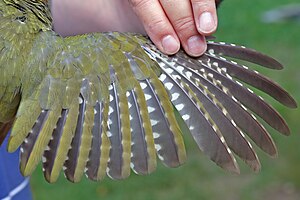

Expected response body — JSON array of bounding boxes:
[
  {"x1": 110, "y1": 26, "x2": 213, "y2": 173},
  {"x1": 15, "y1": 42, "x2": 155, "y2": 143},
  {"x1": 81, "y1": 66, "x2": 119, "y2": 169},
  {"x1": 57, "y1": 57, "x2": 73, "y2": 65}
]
[{"x1": 51, "y1": 0, "x2": 217, "y2": 57}]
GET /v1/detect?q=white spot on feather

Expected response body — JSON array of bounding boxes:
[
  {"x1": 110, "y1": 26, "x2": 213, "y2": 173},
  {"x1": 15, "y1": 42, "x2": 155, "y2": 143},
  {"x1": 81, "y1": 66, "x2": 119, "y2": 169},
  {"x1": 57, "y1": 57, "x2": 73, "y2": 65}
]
[
  {"x1": 176, "y1": 66, "x2": 184, "y2": 73},
  {"x1": 78, "y1": 97, "x2": 83, "y2": 104},
  {"x1": 165, "y1": 82, "x2": 174, "y2": 90},
  {"x1": 185, "y1": 71, "x2": 192, "y2": 79},
  {"x1": 140, "y1": 82, "x2": 147, "y2": 90},
  {"x1": 145, "y1": 94, "x2": 152, "y2": 101},
  {"x1": 231, "y1": 60, "x2": 237, "y2": 65},
  {"x1": 128, "y1": 102, "x2": 132, "y2": 108},
  {"x1": 247, "y1": 88, "x2": 254, "y2": 94},
  {"x1": 173, "y1": 75, "x2": 181, "y2": 80},
  {"x1": 236, "y1": 81, "x2": 243, "y2": 87},
  {"x1": 175, "y1": 103, "x2": 184, "y2": 111},
  {"x1": 107, "y1": 131, "x2": 113, "y2": 137},
  {"x1": 171, "y1": 93, "x2": 180, "y2": 101},
  {"x1": 155, "y1": 144, "x2": 162, "y2": 151},
  {"x1": 130, "y1": 163, "x2": 135, "y2": 169},
  {"x1": 208, "y1": 49, "x2": 215, "y2": 54},
  {"x1": 158, "y1": 155, "x2": 164, "y2": 161},
  {"x1": 153, "y1": 132, "x2": 160, "y2": 139},
  {"x1": 108, "y1": 106, "x2": 114, "y2": 115},
  {"x1": 109, "y1": 94, "x2": 114, "y2": 102},
  {"x1": 151, "y1": 120, "x2": 159, "y2": 126},
  {"x1": 159, "y1": 74, "x2": 167, "y2": 82},
  {"x1": 147, "y1": 106, "x2": 155, "y2": 113},
  {"x1": 182, "y1": 114, "x2": 190, "y2": 121},
  {"x1": 231, "y1": 120, "x2": 237, "y2": 127},
  {"x1": 220, "y1": 136, "x2": 226, "y2": 143},
  {"x1": 165, "y1": 68, "x2": 174, "y2": 74}
]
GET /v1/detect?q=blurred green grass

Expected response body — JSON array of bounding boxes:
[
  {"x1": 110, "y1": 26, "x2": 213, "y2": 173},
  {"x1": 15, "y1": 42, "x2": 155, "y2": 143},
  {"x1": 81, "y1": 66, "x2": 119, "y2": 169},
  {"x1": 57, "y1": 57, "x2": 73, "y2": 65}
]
[{"x1": 31, "y1": 0, "x2": 300, "y2": 199}]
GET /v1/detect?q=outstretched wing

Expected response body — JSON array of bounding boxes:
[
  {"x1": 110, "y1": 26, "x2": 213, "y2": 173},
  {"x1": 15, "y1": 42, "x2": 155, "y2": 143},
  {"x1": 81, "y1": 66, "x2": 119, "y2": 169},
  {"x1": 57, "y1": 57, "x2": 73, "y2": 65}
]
[{"x1": 5, "y1": 31, "x2": 296, "y2": 183}]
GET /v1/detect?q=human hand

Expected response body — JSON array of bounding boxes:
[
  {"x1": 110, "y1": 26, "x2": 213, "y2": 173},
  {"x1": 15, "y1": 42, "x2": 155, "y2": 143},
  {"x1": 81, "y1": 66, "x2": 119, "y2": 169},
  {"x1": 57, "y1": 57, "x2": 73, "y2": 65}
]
[
  {"x1": 129, "y1": 0, "x2": 218, "y2": 56},
  {"x1": 51, "y1": 0, "x2": 218, "y2": 57}
]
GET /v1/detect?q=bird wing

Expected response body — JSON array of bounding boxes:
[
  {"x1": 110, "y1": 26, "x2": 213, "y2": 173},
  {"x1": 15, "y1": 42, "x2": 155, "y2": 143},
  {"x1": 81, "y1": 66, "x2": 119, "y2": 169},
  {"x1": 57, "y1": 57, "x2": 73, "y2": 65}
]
[{"x1": 2, "y1": 30, "x2": 297, "y2": 183}]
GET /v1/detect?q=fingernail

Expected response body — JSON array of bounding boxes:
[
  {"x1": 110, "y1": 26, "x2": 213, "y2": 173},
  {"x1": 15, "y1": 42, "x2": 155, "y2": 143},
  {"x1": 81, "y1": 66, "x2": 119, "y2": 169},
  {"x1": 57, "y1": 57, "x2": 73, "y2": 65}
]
[
  {"x1": 198, "y1": 12, "x2": 216, "y2": 33},
  {"x1": 187, "y1": 35, "x2": 206, "y2": 56},
  {"x1": 162, "y1": 35, "x2": 180, "y2": 54}
]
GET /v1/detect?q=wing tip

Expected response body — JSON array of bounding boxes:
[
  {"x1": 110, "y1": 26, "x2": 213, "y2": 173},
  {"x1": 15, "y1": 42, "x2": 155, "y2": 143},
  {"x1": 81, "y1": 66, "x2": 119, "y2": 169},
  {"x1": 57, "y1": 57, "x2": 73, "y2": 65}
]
[
  {"x1": 270, "y1": 59, "x2": 283, "y2": 70},
  {"x1": 287, "y1": 98, "x2": 298, "y2": 109},
  {"x1": 7, "y1": 137, "x2": 20, "y2": 153},
  {"x1": 246, "y1": 159, "x2": 261, "y2": 173},
  {"x1": 225, "y1": 162, "x2": 240, "y2": 175}
]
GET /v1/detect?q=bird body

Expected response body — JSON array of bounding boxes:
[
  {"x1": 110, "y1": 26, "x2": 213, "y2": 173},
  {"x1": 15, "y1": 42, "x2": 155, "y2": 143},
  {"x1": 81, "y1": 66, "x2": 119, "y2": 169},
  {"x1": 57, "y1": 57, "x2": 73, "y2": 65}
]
[{"x1": 0, "y1": 0, "x2": 297, "y2": 183}]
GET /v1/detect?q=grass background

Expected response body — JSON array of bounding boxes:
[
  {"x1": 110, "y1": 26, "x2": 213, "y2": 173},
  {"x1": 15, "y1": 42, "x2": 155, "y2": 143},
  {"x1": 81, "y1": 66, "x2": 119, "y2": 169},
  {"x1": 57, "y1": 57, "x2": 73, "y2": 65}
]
[{"x1": 30, "y1": 0, "x2": 300, "y2": 199}]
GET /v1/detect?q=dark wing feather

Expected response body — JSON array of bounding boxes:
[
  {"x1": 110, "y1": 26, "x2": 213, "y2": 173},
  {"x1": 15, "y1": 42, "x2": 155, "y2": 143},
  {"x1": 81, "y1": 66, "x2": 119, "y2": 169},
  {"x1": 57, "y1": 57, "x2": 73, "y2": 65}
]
[
  {"x1": 143, "y1": 42, "x2": 279, "y2": 158},
  {"x1": 86, "y1": 101, "x2": 110, "y2": 181},
  {"x1": 20, "y1": 110, "x2": 49, "y2": 175},
  {"x1": 203, "y1": 53, "x2": 297, "y2": 108},
  {"x1": 43, "y1": 109, "x2": 68, "y2": 181},
  {"x1": 141, "y1": 78, "x2": 186, "y2": 168},
  {"x1": 198, "y1": 57, "x2": 290, "y2": 134},
  {"x1": 64, "y1": 95, "x2": 87, "y2": 182},
  {"x1": 106, "y1": 83, "x2": 131, "y2": 180},
  {"x1": 168, "y1": 49, "x2": 290, "y2": 134},
  {"x1": 207, "y1": 41, "x2": 283, "y2": 69},
  {"x1": 155, "y1": 57, "x2": 239, "y2": 173},
  {"x1": 127, "y1": 87, "x2": 156, "y2": 175},
  {"x1": 155, "y1": 54, "x2": 260, "y2": 171}
]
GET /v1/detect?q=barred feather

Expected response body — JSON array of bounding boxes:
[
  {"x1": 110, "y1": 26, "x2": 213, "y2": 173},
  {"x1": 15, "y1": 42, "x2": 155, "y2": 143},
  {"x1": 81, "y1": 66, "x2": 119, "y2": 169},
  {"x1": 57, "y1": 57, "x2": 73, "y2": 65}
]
[
  {"x1": 203, "y1": 53, "x2": 297, "y2": 108},
  {"x1": 106, "y1": 83, "x2": 131, "y2": 180},
  {"x1": 127, "y1": 84, "x2": 156, "y2": 175},
  {"x1": 156, "y1": 57, "x2": 239, "y2": 172},
  {"x1": 207, "y1": 41, "x2": 283, "y2": 69},
  {"x1": 64, "y1": 95, "x2": 94, "y2": 183},
  {"x1": 86, "y1": 101, "x2": 110, "y2": 181},
  {"x1": 145, "y1": 43, "x2": 280, "y2": 156},
  {"x1": 154, "y1": 53, "x2": 260, "y2": 171}
]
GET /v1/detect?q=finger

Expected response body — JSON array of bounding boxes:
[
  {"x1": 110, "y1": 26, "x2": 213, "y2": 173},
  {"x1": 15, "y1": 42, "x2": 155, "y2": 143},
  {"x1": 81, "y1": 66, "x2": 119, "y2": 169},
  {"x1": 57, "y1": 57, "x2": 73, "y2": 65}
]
[
  {"x1": 191, "y1": 0, "x2": 218, "y2": 35},
  {"x1": 159, "y1": 0, "x2": 206, "y2": 56},
  {"x1": 129, "y1": 0, "x2": 180, "y2": 55}
]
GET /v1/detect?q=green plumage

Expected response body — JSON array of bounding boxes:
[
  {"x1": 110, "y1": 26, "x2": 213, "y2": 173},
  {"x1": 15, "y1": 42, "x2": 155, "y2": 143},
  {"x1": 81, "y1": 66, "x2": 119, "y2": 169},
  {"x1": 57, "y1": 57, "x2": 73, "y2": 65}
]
[{"x1": 0, "y1": 0, "x2": 297, "y2": 183}]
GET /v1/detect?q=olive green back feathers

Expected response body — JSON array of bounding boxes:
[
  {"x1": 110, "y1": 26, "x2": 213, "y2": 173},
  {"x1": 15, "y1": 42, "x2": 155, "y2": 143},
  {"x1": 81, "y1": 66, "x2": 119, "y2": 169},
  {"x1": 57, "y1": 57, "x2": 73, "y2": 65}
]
[{"x1": 0, "y1": 0, "x2": 297, "y2": 183}]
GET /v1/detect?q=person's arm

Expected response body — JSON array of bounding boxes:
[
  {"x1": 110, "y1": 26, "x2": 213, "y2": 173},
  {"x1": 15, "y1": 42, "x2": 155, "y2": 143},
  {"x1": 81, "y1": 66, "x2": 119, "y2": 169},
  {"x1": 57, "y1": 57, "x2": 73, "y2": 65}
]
[{"x1": 51, "y1": 0, "x2": 217, "y2": 57}]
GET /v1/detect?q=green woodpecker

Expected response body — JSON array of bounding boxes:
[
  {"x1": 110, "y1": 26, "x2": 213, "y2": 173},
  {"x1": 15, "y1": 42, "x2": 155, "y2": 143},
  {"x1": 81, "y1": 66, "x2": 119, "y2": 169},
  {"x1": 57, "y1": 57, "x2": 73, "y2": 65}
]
[{"x1": 0, "y1": 0, "x2": 297, "y2": 183}]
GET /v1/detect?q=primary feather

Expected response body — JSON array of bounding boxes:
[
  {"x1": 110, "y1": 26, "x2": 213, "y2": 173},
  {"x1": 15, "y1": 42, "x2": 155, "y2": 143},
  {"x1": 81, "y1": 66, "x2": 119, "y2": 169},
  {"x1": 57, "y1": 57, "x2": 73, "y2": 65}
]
[{"x1": 0, "y1": 0, "x2": 297, "y2": 183}]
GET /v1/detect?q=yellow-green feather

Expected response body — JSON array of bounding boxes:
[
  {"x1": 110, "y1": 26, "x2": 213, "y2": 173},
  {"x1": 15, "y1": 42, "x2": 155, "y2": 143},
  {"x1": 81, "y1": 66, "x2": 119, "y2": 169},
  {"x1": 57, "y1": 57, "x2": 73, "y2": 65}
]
[
  {"x1": 8, "y1": 98, "x2": 41, "y2": 152},
  {"x1": 118, "y1": 91, "x2": 131, "y2": 178},
  {"x1": 22, "y1": 106, "x2": 61, "y2": 176},
  {"x1": 134, "y1": 82, "x2": 157, "y2": 173},
  {"x1": 46, "y1": 102, "x2": 79, "y2": 183},
  {"x1": 72, "y1": 105, "x2": 94, "y2": 182},
  {"x1": 95, "y1": 100, "x2": 110, "y2": 180}
]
